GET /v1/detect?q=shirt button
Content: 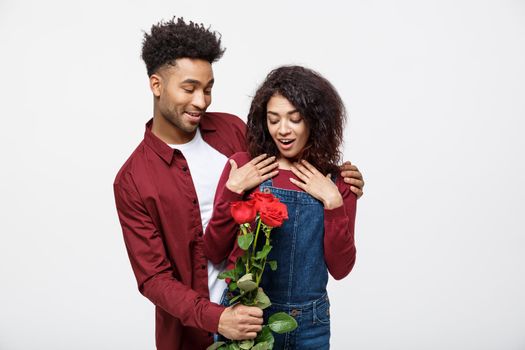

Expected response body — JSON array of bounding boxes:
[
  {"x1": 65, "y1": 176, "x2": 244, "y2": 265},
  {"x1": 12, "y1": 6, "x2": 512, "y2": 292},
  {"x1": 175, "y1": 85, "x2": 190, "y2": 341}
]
[
  {"x1": 201, "y1": 264, "x2": 206, "y2": 270},
  {"x1": 192, "y1": 199, "x2": 197, "y2": 205},
  {"x1": 182, "y1": 166, "x2": 188, "y2": 172},
  {"x1": 198, "y1": 231, "x2": 203, "y2": 237}
]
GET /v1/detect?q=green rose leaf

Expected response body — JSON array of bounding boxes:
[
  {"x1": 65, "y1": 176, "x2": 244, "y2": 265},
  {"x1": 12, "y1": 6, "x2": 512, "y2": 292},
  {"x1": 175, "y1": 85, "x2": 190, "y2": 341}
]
[
  {"x1": 255, "y1": 245, "x2": 272, "y2": 260},
  {"x1": 235, "y1": 258, "x2": 245, "y2": 276},
  {"x1": 267, "y1": 260, "x2": 277, "y2": 271},
  {"x1": 255, "y1": 326, "x2": 274, "y2": 346},
  {"x1": 238, "y1": 233, "x2": 254, "y2": 250},
  {"x1": 239, "y1": 281, "x2": 257, "y2": 293},
  {"x1": 238, "y1": 273, "x2": 253, "y2": 283},
  {"x1": 228, "y1": 343, "x2": 241, "y2": 350},
  {"x1": 229, "y1": 293, "x2": 243, "y2": 304},
  {"x1": 218, "y1": 269, "x2": 237, "y2": 281},
  {"x1": 252, "y1": 260, "x2": 263, "y2": 270},
  {"x1": 228, "y1": 282, "x2": 238, "y2": 292},
  {"x1": 239, "y1": 339, "x2": 254, "y2": 349},
  {"x1": 268, "y1": 312, "x2": 298, "y2": 334},
  {"x1": 206, "y1": 341, "x2": 226, "y2": 350},
  {"x1": 251, "y1": 342, "x2": 270, "y2": 350},
  {"x1": 255, "y1": 288, "x2": 271, "y2": 310},
  {"x1": 237, "y1": 273, "x2": 257, "y2": 292}
]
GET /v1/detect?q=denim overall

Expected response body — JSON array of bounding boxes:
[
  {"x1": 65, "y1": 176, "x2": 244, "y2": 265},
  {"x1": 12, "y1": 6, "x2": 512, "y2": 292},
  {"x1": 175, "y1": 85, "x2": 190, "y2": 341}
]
[
  {"x1": 218, "y1": 178, "x2": 331, "y2": 349},
  {"x1": 257, "y1": 178, "x2": 331, "y2": 349}
]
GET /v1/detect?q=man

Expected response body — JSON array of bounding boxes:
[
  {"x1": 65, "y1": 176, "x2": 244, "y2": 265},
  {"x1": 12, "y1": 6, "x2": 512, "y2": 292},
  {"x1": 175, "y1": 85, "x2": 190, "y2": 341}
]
[{"x1": 113, "y1": 17, "x2": 365, "y2": 350}]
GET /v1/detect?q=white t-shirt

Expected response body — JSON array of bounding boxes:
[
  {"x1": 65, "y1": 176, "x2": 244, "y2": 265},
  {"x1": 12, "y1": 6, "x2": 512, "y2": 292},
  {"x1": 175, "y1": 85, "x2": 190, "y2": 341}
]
[{"x1": 170, "y1": 129, "x2": 228, "y2": 304}]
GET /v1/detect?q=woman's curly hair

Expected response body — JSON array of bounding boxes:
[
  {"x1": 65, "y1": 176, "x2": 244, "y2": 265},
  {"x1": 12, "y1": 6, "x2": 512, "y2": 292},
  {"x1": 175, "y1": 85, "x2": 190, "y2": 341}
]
[
  {"x1": 141, "y1": 17, "x2": 225, "y2": 76},
  {"x1": 247, "y1": 65, "x2": 347, "y2": 175}
]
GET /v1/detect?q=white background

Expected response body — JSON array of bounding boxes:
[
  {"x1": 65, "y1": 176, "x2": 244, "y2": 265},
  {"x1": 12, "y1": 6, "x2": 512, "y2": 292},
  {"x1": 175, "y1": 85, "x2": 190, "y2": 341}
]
[{"x1": 1, "y1": 0, "x2": 524, "y2": 349}]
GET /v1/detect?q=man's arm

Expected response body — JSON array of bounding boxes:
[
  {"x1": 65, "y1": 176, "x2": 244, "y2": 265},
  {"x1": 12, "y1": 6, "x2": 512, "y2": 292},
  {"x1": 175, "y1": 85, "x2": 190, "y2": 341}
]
[
  {"x1": 114, "y1": 176, "x2": 223, "y2": 333},
  {"x1": 114, "y1": 174, "x2": 263, "y2": 339}
]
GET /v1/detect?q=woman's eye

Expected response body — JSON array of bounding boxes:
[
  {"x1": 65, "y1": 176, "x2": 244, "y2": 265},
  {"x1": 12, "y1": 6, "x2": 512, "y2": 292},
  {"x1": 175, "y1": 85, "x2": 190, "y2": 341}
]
[
  {"x1": 183, "y1": 88, "x2": 194, "y2": 93},
  {"x1": 291, "y1": 118, "x2": 303, "y2": 124}
]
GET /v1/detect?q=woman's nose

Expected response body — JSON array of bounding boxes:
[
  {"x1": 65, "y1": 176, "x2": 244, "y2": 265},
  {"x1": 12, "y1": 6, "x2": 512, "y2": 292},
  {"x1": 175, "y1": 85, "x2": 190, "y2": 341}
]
[{"x1": 278, "y1": 121, "x2": 291, "y2": 135}]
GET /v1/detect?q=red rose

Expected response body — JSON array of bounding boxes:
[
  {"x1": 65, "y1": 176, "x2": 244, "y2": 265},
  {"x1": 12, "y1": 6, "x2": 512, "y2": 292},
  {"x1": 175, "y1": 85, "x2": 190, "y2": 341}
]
[
  {"x1": 259, "y1": 201, "x2": 288, "y2": 228},
  {"x1": 250, "y1": 192, "x2": 280, "y2": 212},
  {"x1": 230, "y1": 199, "x2": 257, "y2": 224}
]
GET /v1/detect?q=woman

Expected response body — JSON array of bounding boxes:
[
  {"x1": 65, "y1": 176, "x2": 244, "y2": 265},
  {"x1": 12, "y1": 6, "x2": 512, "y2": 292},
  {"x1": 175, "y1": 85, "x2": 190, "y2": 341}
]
[{"x1": 205, "y1": 65, "x2": 357, "y2": 349}]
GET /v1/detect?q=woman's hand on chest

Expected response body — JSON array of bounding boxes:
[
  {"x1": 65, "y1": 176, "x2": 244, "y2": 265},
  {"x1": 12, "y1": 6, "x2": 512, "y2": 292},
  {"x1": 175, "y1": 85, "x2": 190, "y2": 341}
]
[{"x1": 289, "y1": 160, "x2": 343, "y2": 210}]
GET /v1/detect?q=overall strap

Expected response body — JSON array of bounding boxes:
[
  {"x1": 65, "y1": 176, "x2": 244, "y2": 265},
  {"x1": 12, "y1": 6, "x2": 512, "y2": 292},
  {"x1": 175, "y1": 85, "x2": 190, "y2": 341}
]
[{"x1": 259, "y1": 177, "x2": 273, "y2": 188}]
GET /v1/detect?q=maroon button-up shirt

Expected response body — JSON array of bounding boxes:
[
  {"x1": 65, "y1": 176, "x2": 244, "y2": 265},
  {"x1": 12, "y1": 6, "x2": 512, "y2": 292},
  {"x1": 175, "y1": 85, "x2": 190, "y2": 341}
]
[{"x1": 113, "y1": 112, "x2": 247, "y2": 350}]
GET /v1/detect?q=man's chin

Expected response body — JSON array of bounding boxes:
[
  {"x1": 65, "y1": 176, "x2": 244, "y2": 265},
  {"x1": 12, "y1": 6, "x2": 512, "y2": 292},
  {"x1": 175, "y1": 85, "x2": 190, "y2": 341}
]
[
  {"x1": 166, "y1": 116, "x2": 199, "y2": 132},
  {"x1": 182, "y1": 122, "x2": 199, "y2": 133}
]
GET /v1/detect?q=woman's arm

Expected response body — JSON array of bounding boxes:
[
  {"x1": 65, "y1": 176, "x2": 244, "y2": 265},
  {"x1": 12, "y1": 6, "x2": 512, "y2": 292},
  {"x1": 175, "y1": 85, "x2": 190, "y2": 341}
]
[
  {"x1": 204, "y1": 152, "x2": 248, "y2": 264},
  {"x1": 289, "y1": 159, "x2": 357, "y2": 280},
  {"x1": 322, "y1": 178, "x2": 357, "y2": 280}
]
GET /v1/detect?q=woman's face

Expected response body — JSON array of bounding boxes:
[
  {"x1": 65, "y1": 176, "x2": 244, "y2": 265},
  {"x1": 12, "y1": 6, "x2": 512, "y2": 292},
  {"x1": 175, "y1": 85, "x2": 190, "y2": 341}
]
[{"x1": 266, "y1": 94, "x2": 310, "y2": 160}]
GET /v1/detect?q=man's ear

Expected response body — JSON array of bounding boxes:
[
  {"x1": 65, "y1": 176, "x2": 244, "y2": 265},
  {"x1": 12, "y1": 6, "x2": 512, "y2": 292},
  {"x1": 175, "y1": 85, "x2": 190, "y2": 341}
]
[{"x1": 149, "y1": 74, "x2": 162, "y2": 97}]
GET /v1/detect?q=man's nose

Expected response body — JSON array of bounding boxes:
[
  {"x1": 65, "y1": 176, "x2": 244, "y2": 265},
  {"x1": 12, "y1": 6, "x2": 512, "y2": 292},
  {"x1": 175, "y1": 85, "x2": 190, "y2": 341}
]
[{"x1": 192, "y1": 90, "x2": 207, "y2": 110}]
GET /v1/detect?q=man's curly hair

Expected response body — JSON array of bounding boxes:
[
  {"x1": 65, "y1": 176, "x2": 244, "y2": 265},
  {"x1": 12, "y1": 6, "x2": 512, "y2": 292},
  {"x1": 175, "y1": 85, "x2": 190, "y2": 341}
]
[
  {"x1": 247, "y1": 66, "x2": 347, "y2": 175},
  {"x1": 141, "y1": 17, "x2": 225, "y2": 76}
]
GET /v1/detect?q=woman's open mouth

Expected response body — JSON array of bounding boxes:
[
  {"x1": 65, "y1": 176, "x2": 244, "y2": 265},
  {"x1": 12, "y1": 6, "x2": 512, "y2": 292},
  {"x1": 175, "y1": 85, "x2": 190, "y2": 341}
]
[{"x1": 278, "y1": 139, "x2": 295, "y2": 150}]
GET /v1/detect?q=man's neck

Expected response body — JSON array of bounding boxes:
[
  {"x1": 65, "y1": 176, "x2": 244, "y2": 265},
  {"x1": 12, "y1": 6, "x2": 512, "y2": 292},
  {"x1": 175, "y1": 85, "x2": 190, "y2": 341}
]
[{"x1": 151, "y1": 114, "x2": 196, "y2": 145}]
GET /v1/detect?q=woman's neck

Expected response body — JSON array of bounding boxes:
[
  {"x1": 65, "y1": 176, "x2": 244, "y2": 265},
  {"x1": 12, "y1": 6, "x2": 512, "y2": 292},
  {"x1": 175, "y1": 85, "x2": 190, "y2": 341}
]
[{"x1": 277, "y1": 157, "x2": 294, "y2": 170}]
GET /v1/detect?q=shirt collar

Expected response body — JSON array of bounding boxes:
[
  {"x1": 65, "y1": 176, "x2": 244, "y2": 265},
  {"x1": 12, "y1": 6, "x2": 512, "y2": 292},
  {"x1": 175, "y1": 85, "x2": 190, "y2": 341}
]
[
  {"x1": 198, "y1": 113, "x2": 217, "y2": 132},
  {"x1": 143, "y1": 115, "x2": 217, "y2": 165}
]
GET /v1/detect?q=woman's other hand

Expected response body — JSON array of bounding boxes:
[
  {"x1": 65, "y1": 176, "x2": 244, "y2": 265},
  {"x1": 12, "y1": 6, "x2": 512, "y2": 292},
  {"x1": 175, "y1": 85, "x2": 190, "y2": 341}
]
[{"x1": 290, "y1": 160, "x2": 343, "y2": 209}]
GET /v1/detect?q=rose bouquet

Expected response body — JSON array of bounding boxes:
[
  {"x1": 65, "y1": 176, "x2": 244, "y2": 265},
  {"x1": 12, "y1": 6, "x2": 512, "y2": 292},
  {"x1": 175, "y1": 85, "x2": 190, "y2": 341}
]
[{"x1": 208, "y1": 192, "x2": 297, "y2": 350}]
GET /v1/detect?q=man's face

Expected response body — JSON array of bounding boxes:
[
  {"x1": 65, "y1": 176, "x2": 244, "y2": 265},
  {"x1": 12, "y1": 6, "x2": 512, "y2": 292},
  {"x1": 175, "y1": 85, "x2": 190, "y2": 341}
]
[{"x1": 154, "y1": 58, "x2": 214, "y2": 139}]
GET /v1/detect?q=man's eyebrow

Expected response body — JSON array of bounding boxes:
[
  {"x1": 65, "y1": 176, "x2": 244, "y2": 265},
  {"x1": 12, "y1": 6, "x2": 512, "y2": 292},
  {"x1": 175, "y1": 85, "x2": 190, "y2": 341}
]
[
  {"x1": 181, "y1": 78, "x2": 215, "y2": 86},
  {"x1": 181, "y1": 79, "x2": 200, "y2": 85}
]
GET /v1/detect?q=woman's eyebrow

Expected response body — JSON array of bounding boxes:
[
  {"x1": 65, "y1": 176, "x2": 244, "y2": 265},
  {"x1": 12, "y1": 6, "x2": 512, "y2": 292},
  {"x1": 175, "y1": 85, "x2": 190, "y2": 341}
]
[{"x1": 267, "y1": 109, "x2": 298, "y2": 116}]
